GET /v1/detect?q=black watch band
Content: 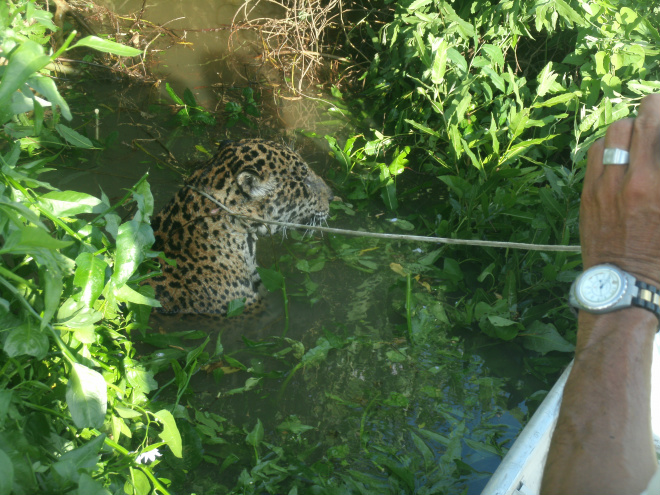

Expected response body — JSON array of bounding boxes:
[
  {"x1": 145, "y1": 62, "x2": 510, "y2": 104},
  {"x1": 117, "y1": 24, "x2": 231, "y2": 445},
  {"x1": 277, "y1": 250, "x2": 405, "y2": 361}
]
[{"x1": 632, "y1": 280, "x2": 660, "y2": 322}]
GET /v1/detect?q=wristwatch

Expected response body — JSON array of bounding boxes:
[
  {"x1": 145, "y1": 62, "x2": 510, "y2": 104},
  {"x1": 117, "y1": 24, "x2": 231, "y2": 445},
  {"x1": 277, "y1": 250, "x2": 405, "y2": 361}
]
[{"x1": 569, "y1": 264, "x2": 660, "y2": 322}]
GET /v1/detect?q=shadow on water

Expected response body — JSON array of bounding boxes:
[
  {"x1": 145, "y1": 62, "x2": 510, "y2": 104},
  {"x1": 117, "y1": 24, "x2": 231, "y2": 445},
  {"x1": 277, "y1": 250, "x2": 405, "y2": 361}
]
[{"x1": 45, "y1": 1, "x2": 565, "y2": 493}]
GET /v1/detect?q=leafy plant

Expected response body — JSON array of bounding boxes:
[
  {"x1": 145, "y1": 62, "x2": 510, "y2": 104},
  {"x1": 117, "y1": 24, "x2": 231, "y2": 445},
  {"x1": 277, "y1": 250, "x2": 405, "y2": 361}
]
[
  {"x1": 165, "y1": 83, "x2": 217, "y2": 128},
  {"x1": 225, "y1": 87, "x2": 261, "y2": 128},
  {"x1": 326, "y1": 0, "x2": 660, "y2": 350},
  {"x1": 0, "y1": 2, "x2": 186, "y2": 494}
]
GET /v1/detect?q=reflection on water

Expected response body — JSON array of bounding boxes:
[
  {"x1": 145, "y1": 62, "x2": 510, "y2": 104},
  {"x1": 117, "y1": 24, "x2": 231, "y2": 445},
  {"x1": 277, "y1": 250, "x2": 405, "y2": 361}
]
[{"x1": 145, "y1": 231, "x2": 533, "y2": 494}]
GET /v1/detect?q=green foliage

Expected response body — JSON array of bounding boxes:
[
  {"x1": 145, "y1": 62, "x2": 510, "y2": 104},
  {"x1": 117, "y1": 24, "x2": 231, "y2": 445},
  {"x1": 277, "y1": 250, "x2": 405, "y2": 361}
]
[
  {"x1": 0, "y1": 2, "x2": 183, "y2": 494},
  {"x1": 328, "y1": 0, "x2": 660, "y2": 347},
  {"x1": 165, "y1": 83, "x2": 217, "y2": 128},
  {"x1": 225, "y1": 87, "x2": 261, "y2": 128}
]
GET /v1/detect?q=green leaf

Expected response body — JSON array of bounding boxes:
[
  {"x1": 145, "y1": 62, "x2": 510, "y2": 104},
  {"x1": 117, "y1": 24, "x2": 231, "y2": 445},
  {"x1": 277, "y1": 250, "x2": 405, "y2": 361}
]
[
  {"x1": 482, "y1": 44, "x2": 504, "y2": 69},
  {"x1": 111, "y1": 220, "x2": 154, "y2": 286},
  {"x1": 154, "y1": 410, "x2": 183, "y2": 457},
  {"x1": 522, "y1": 321, "x2": 575, "y2": 354},
  {"x1": 3, "y1": 322, "x2": 49, "y2": 359},
  {"x1": 430, "y1": 38, "x2": 449, "y2": 84},
  {"x1": 389, "y1": 218, "x2": 415, "y2": 231},
  {"x1": 301, "y1": 338, "x2": 332, "y2": 366},
  {"x1": 256, "y1": 266, "x2": 284, "y2": 291},
  {"x1": 554, "y1": 0, "x2": 587, "y2": 26},
  {"x1": 56, "y1": 124, "x2": 95, "y2": 148},
  {"x1": 74, "y1": 253, "x2": 108, "y2": 307},
  {"x1": 52, "y1": 435, "x2": 105, "y2": 485},
  {"x1": 41, "y1": 265, "x2": 63, "y2": 327},
  {"x1": 166, "y1": 83, "x2": 184, "y2": 105},
  {"x1": 536, "y1": 62, "x2": 557, "y2": 97},
  {"x1": 1, "y1": 224, "x2": 72, "y2": 252},
  {"x1": 132, "y1": 177, "x2": 154, "y2": 221},
  {"x1": 628, "y1": 80, "x2": 660, "y2": 95},
  {"x1": 41, "y1": 190, "x2": 102, "y2": 216},
  {"x1": 411, "y1": 432, "x2": 434, "y2": 468},
  {"x1": 77, "y1": 473, "x2": 112, "y2": 495},
  {"x1": 0, "y1": 448, "x2": 13, "y2": 495},
  {"x1": 70, "y1": 36, "x2": 143, "y2": 56},
  {"x1": 125, "y1": 360, "x2": 158, "y2": 395},
  {"x1": 601, "y1": 74, "x2": 622, "y2": 98},
  {"x1": 113, "y1": 284, "x2": 161, "y2": 307},
  {"x1": 533, "y1": 92, "x2": 577, "y2": 108},
  {"x1": 226, "y1": 298, "x2": 245, "y2": 317},
  {"x1": 479, "y1": 315, "x2": 522, "y2": 341},
  {"x1": 482, "y1": 65, "x2": 505, "y2": 93},
  {"x1": 295, "y1": 258, "x2": 325, "y2": 273},
  {"x1": 0, "y1": 40, "x2": 51, "y2": 123},
  {"x1": 388, "y1": 147, "x2": 410, "y2": 175},
  {"x1": 276, "y1": 416, "x2": 314, "y2": 436},
  {"x1": 0, "y1": 390, "x2": 12, "y2": 427},
  {"x1": 246, "y1": 419, "x2": 264, "y2": 447},
  {"x1": 380, "y1": 180, "x2": 398, "y2": 210},
  {"x1": 183, "y1": 88, "x2": 197, "y2": 107},
  {"x1": 28, "y1": 75, "x2": 72, "y2": 120},
  {"x1": 125, "y1": 468, "x2": 151, "y2": 495},
  {"x1": 403, "y1": 119, "x2": 441, "y2": 137},
  {"x1": 66, "y1": 363, "x2": 108, "y2": 428}
]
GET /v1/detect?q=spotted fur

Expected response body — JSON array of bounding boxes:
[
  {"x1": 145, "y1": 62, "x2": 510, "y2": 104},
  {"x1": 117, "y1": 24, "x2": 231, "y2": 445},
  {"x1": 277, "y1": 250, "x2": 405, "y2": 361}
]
[{"x1": 146, "y1": 139, "x2": 333, "y2": 314}]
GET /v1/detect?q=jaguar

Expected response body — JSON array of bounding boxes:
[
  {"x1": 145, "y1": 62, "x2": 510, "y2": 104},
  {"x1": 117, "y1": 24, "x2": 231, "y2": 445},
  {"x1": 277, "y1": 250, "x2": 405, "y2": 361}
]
[{"x1": 146, "y1": 139, "x2": 333, "y2": 314}]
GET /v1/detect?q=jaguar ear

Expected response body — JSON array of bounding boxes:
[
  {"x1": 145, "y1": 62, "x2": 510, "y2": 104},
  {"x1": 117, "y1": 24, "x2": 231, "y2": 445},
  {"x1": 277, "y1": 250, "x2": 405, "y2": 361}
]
[{"x1": 236, "y1": 169, "x2": 274, "y2": 198}]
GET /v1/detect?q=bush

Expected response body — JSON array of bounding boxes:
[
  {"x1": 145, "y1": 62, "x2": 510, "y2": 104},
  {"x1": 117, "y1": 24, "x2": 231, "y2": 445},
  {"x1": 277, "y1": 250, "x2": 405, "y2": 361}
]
[
  {"x1": 329, "y1": 0, "x2": 660, "y2": 348},
  {"x1": 0, "y1": 2, "x2": 182, "y2": 494}
]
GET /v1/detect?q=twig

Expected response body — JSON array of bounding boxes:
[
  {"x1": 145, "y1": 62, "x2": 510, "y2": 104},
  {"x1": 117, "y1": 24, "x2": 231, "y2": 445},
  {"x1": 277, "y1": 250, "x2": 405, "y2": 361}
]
[{"x1": 188, "y1": 186, "x2": 582, "y2": 253}]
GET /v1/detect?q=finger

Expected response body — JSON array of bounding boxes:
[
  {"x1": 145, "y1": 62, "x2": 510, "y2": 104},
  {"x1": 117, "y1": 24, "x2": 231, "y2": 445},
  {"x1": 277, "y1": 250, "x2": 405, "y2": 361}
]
[
  {"x1": 600, "y1": 117, "x2": 634, "y2": 186},
  {"x1": 629, "y1": 94, "x2": 660, "y2": 174},
  {"x1": 585, "y1": 137, "x2": 605, "y2": 187}
]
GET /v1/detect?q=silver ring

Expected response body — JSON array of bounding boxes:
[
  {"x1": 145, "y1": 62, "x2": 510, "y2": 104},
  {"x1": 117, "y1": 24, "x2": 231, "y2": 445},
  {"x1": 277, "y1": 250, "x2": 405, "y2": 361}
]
[{"x1": 603, "y1": 148, "x2": 630, "y2": 165}]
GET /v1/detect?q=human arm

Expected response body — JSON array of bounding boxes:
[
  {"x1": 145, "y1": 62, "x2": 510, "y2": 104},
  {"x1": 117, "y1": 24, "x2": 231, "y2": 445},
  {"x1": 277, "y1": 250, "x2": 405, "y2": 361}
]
[{"x1": 540, "y1": 94, "x2": 660, "y2": 495}]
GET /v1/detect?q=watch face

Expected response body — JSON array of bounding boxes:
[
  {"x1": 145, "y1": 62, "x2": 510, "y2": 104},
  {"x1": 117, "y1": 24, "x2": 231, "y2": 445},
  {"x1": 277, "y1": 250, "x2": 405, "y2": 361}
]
[{"x1": 577, "y1": 266, "x2": 627, "y2": 309}]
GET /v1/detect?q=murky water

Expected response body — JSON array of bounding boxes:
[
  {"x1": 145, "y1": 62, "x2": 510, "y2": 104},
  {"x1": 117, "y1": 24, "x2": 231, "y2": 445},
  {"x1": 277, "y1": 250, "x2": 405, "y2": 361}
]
[{"x1": 49, "y1": 1, "x2": 560, "y2": 493}]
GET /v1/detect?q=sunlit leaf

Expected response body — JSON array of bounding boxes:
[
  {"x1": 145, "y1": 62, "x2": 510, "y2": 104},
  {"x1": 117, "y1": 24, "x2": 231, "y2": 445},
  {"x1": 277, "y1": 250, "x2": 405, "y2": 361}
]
[
  {"x1": 481, "y1": 44, "x2": 504, "y2": 69},
  {"x1": 1, "y1": 224, "x2": 72, "y2": 251},
  {"x1": 124, "y1": 468, "x2": 151, "y2": 495},
  {"x1": 41, "y1": 190, "x2": 102, "y2": 216},
  {"x1": 3, "y1": 323, "x2": 49, "y2": 359},
  {"x1": 154, "y1": 410, "x2": 183, "y2": 458},
  {"x1": 0, "y1": 40, "x2": 50, "y2": 123},
  {"x1": 28, "y1": 75, "x2": 72, "y2": 120},
  {"x1": 114, "y1": 284, "x2": 161, "y2": 307},
  {"x1": 70, "y1": 36, "x2": 142, "y2": 56},
  {"x1": 73, "y1": 253, "x2": 108, "y2": 307},
  {"x1": 111, "y1": 220, "x2": 154, "y2": 286},
  {"x1": 66, "y1": 363, "x2": 107, "y2": 428}
]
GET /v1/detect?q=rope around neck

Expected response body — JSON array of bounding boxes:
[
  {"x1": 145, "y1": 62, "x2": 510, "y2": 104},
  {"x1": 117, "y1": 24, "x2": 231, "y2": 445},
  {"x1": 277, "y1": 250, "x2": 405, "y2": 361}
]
[{"x1": 187, "y1": 186, "x2": 582, "y2": 253}]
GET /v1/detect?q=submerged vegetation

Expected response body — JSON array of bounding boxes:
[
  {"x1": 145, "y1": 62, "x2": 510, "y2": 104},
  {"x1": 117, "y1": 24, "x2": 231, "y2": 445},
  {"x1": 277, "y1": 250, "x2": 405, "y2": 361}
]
[{"x1": 1, "y1": 0, "x2": 659, "y2": 494}]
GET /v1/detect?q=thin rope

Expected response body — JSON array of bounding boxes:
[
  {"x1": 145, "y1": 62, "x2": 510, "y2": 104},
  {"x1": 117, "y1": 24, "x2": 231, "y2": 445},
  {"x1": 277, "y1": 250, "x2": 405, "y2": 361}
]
[{"x1": 188, "y1": 186, "x2": 582, "y2": 253}]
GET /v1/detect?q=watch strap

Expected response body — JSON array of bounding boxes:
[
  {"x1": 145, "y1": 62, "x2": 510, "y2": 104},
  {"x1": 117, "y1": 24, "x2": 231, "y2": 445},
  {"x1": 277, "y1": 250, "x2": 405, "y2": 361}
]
[{"x1": 632, "y1": 280, "x2": 660, "y2": 322}]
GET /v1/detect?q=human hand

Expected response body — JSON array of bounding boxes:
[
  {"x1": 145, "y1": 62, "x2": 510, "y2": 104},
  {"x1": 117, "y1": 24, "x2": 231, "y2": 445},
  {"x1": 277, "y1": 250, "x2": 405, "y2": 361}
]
[{"x1": 580, "y1": 93, "x2": 660, "y2": 286}]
